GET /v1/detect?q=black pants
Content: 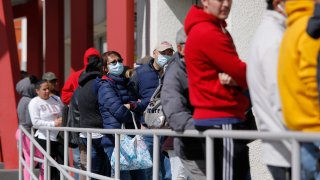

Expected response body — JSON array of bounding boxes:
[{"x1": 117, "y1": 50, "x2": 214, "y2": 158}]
[
  {"x1": 196, "y1": 124, "x2": 251, "y2": 180},
  {"x1": 36, "y1": 138, "x2": 64, "y2": 180}
]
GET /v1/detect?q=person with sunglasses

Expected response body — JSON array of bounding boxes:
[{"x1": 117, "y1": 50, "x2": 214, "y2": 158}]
[{"x1": 96, "y1": 51, "x2": 146, "y2": 179}]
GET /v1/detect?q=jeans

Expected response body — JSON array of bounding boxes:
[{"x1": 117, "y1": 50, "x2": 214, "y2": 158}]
[
  {"x1": 301, "y1": 142, "x2": 320, "y2": 180},
  {"x1": 81, "y1": 138, "x2": 111, "y2": 178},
  {"x1": 143, "y1": 136, "x2": 171, "y2": 180}
]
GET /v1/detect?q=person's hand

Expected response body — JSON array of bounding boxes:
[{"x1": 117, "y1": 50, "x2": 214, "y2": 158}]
[
  {"x1": 124, "y1": 104, "x2": 130, "y2": 109},
  {"x1": 125, "y1": 69, "x2": 134, "y2": 78},
  {"x1": 54, "y1": 118, "x2": 62, "y2": 127},
  {"x1": 218, "y1": 73, "x2": 238, "y2": 86}
]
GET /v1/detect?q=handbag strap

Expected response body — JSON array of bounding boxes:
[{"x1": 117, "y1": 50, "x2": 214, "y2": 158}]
[{"x1": 121, "y1": 111, "x2": 138, "y2": 130}]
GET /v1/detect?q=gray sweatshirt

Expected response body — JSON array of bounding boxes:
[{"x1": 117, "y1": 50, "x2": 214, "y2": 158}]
[{"x1": 16, "y1": 77, "x2": 37, "y2": 133}]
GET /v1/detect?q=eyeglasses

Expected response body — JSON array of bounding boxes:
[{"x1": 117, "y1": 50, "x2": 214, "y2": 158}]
[{"x1": 108, "y1": 58, "x2": 123, "y2": 65}]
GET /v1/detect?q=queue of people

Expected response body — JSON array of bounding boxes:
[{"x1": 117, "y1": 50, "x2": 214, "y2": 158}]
[{"x1": 15, "y1": 0, "x2": 320, "y2": 180}]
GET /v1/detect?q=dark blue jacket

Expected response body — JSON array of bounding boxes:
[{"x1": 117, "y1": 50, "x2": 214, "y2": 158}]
[
  {"x1": 97, "y1": 74, "x2": 137, "y2": 129},
  {"x1": 96, "y1": 74, "x2": 137, "y2": 146},
  {"x1": 130, "y1": 59, "x2": 161, "y2": 123}
]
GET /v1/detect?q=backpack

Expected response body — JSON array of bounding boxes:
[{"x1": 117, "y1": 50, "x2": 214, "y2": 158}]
[
  {"x1": 143, "y1": 80, "x2": 169, "y2": 129},
  {"x1": 57, "y1": 89, "x2": 81, "y2": 148}
]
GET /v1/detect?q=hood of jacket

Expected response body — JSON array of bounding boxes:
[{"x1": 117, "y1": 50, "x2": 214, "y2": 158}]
[
  {"x1": 184, "y1": 5, "x2": 227, "y2": 36},
  {"x1": 83, "y1": 48, "x2": 101, "y2": 68},
  {"x1": 78, "y1": 71, "x2": 101, "y2": 87},
  {"x1": 286, "y1": 0, "x2": 314, "y2": 27},
  {"x1": 16, "y1": 77, "x2": 37, "y2": 98}
]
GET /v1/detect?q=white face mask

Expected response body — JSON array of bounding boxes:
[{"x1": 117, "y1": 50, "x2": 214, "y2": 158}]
[
  {"x1": 108, "y1": 62, "x2": 124, "y2": 76},
  {"x1": 157, "y1": 54, "x2": 171, "y2": 67}
]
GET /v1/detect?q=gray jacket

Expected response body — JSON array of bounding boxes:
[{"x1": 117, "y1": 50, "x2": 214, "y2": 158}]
[
  {"x1": 161, "y1": 52, "x2": 193, "y2": 132},
  {"x1": 16, "y1": 77, "x2": 37, "y2": 133},
  {"x1": 161, "y1": 52, "x2": 204, "y2": 160}
]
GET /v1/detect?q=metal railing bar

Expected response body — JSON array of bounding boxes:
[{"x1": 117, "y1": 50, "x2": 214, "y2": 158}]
[
  {"x1": 114, "y1": 133, "x2": 120, "y2": 179},
  {"x1": 19, "y1": 156, "x2": 38, "y2": 180},
  {"x1": 30, "y1": 128, "x2": 35, "y2": 180},
  {"x1": 46, "y1": 130, "x2": 51, "y2": 180},
  {"x1": 60, "y1": 165, "x2": 116, "y2": 180},
  {"x1": 86, "y1": 132, "x2": 92, "y2": 180},
  {"x1": 27, "y1": 126, "x2": 320, "y2": 180},
  {"x1": 292, "y1": 139, "x2": 301, "y2": 180},
  {"x1": 34, "y1": 157, "x2": 44, "y2": 163},
  {"x1": 19, "y1": 126, "x2": 73, "y2": 180},
  {"x1": 206, "y1": 137, "x2": 214, "y2": 180},
  {"x1": 63, "y1": 130, "x2": 69, "y2": 180},
  {"x1": 152, "y1": 135, "x2": 160, "y2": 180},
  {"x1": 18, "y1": 129, "x2": 23, "y2": 180},
  {"x1": 34, "y1": 127, "x2": 320, "y2": 142}
]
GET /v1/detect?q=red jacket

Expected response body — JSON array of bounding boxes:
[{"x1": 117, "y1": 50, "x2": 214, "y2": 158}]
[
  {"x1": 184, "y1": 6, "x2": 249, "y2": 121},
  {"x1": 61, "y1": 48, "x2": 101, "y2": 105}
]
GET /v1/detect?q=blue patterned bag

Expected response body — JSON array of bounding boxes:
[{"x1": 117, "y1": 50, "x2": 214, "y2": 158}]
[{"x1": 110, "y1": 112, "x2": 153, "y2": 170}]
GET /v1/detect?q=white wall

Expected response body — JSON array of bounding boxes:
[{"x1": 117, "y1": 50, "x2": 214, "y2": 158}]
[
  {"x1": 148, "y1": 0, "x2": 192, "y2": 57},
  {"x1": 228, "y1": 0, "x2": 267, "y2": 61}
]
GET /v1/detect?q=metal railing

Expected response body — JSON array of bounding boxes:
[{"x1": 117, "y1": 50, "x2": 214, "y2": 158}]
[{"x1": 18, "y1": 125, "x2": 320, "y2": 180}]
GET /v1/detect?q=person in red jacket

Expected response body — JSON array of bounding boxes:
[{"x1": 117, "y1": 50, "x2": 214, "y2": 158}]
[
  {"x1": 61, "y1": 48, "x2": 101, "y2": 105},
  {"x1": 184, "y1": 0, "x2": 250, "y2": 179}
]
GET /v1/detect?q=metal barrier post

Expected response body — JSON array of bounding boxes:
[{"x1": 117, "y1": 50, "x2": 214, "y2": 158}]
[
  {"x1": 30, "y1": 128, "x2": 35, "y2": 180},
  {"x1": 115, "y1": 133, "x2": 120, "y2": 179},
  {"x1": 152, "y1": 135, "x2": 160, "y2": 180},
  {"x1": 46, "y1": 130, "x2": 51, "y2": 180},
  {"x1": 206, "y1": 136, "x2": 214, "y2": 180},
  {"x1": 63, "y1": 130, "x2": 69, "y2": 180},
  {"x1": 86, "y1": 132, "x2": 92, "y2": 180},
  {"x1": 18, "y1": 127, "x2": 23, "y2": 180},
  {"x1": 292, "y1": 139, "x2": 301, "y2": 180}
]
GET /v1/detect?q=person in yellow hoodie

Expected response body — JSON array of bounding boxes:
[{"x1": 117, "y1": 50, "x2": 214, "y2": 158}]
[{"x1": 278, "y1": 0, "x2": 320, "y2": 179}]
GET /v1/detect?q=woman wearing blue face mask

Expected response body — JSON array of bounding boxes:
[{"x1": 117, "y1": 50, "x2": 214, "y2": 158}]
[{"x1": 96, "y1": 51, "x2": 146, "y2": 179}]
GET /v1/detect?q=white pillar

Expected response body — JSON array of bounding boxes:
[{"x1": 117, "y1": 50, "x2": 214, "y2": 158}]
[{"x1": 21, "y1": 17, "x2": 27, "y2": 71}]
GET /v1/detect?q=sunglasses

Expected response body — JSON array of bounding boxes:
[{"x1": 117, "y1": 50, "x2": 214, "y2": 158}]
[{"x1": 108, "y1": 58, "x2": 123, "y2": 65}]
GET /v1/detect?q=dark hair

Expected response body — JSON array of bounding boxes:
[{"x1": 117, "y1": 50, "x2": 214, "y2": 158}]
[
  {"x1": 266, "y1": 0, "x2": 274, "y2": 10},
  {"x1": 85, "y1": 55, "x2": 103, "y2": 73},
  {"x1": 102, "y1": 51, "x2": 122, "y2": 65},
  {"x1": 20, "y1": 70, "x2": 29, "y2": 80},
  {"x1": 35, "y1": 80, "x2": 47, "y2": 90},
  {"x1": 29, "y1": 75, "x2": 38, "y2": 84}
]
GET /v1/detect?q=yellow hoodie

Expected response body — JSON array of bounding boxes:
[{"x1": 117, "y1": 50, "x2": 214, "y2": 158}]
[{"x1": 278, "y1": 1, "x2": 320, "y2": 132}]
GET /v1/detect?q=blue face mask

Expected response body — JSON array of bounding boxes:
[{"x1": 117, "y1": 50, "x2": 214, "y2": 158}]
[
  {"x1": 108, "y1": 62, "x2": 124, "y2": 76},
  {"x1": 157, "y1": 54, "x2": 171, "y2": 67}
]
